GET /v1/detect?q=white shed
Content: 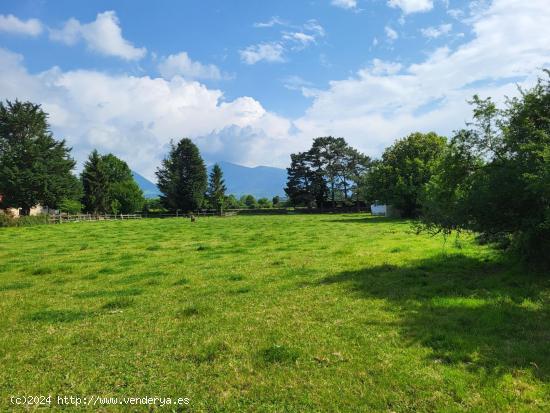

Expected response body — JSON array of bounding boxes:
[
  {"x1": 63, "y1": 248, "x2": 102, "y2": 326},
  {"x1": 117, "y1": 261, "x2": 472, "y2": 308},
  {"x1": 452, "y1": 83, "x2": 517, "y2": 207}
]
[
  {"x1": 370, "y1": 204, "x2": 387, "y2": 216},
  {"x1": 371, "y1": 203, "x2": 399, "y2": 217}
]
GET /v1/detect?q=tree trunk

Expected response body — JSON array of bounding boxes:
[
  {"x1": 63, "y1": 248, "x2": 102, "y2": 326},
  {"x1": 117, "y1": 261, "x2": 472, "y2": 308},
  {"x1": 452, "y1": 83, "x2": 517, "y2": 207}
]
[{"x1": 343, "y1": 179, "x2": 348, "y2": 200}]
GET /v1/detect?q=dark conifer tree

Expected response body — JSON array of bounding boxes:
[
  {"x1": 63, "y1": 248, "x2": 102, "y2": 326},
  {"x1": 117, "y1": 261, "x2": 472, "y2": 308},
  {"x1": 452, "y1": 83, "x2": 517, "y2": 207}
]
[
  {"x1": 0, "y1": 100, "x2": 79, "y2": 215},
  {"x1": 156, "y1": 138, "x2": 207, "y2": 212},
  {"x1": 81, "y1": 150, "x2": 110, "y2": 214},
  {"x1": 207, "y1": 163, "x2": 227, "y2": 214}
]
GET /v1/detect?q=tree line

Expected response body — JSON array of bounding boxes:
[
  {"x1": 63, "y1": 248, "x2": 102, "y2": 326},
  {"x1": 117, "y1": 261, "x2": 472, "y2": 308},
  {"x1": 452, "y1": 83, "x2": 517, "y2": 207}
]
[
  {"x1": 284, "y1": 73, "x2": 549, "y2": 265},
  {"x1": 0, "y1": 103, "x2": 272, "y2": 216},
  {"x1": 1, "y1": 72, "x2": 548, "y2": 264}
]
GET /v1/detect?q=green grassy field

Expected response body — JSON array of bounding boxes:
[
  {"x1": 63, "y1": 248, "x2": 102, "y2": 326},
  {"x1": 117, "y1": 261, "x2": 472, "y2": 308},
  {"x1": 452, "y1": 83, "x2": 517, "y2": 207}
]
[{"x1": 1, "y1": 214, "x2": 549, "y2": 412}]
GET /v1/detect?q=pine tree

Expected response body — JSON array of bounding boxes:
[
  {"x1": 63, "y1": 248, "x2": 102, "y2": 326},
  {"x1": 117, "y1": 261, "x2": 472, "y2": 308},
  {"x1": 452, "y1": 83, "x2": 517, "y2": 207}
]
[
  {"x1": 0, "y1": 100, "x2": 79, "y2": 215},
  {"x1": 207, "y1": 163, "x2": 227, "y2": 214},
  {"x1": 156, "y1": 138, "x2": 207, "y2": 212},
  {"x1": 81, "y1": 150, "x2": 110, "y2": 214}
]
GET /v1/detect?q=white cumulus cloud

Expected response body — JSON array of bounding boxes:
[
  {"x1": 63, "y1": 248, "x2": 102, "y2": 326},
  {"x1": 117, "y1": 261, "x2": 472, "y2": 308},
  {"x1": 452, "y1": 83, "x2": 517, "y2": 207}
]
[
  {"x1": 294, "y1": 0, "x2": 550, "y2": 158},
  {"x1": 388, "y1": 0, "x2": 434, "y2": 14},
  {"x1": 0, "y1": 14, "x2": 42, "y2": 36},
  {"x1": 158, "y1": 52, "x2": 223, "y2": 80},
  {"x1": 331, "y1": 0, "x2": 358, "y2": 9},
  {"x1": 0, "y1": 48, "x2": 295, "y2": 178},
  {"x1": 49, "y1": 11, "x2": 146, "y2": 60},
  {"x1": 239, "y1": 42, "x2": 285, "y2": 64},
  {"x1": 1, "y1": 0, "x2": 548, "y2": 180}
]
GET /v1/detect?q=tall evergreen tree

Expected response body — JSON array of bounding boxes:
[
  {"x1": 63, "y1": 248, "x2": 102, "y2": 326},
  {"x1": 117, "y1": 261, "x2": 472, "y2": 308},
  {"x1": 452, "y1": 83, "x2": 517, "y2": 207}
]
[
  {"x1": 207, "y1": 163, "x2": 227, "y2": 214},
  {"x1": 285, "y1": 152, "x2": 317, "y2": 208},
  {"x1": 310, "y1": 137, "x2": 348, "y2": 207},
  {"x1": 0, "y1": 100, "x2": 79, "y2": 215},
  {"x1": 81, "y1": 150, "x2": 110, "y2": 214},
  {"x1": 285, "y1": 137, "x2": 368, "y2": 208},
  {"x1": 156, "y1": 138, "x2": 207, "y2": 211}
]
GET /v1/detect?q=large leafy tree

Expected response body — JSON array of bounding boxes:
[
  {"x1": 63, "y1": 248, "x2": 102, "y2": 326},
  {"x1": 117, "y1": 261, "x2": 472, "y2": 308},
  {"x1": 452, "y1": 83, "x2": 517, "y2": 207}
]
[
  {"x1": 81, "y1": 152, "x2": 144, "y2": 214},
  {"x1": 207, "y1": 163, "x2": 227, "y2": 213},
  {"x1": 421, "y1": 73, "x2": 550, "y2": 264},
  {"x1": 102, "y1": 154, "x2": 144, "y2": 213},
  {"x1": 366, "y1": 132, "x2": 447, "y2": 217},
  {"x1": 156, "y1": 138, "x2": 207, "y2": 211},
  {"x1": 0, "y1": 100, "x2": 80, "y2": 215}
]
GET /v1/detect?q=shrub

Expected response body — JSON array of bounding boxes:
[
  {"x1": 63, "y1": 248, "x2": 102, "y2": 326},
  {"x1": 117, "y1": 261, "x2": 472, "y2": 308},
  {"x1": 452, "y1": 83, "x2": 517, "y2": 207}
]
[
  {"x1": 0, "y1": 213, "x2": 50, "y2": 227},
  {"x1": 420, "y1": 73, "x2": 550, "y2": 266},
  {"x1": 58, "y1": 198, "x2": 83, "y2": 214}
]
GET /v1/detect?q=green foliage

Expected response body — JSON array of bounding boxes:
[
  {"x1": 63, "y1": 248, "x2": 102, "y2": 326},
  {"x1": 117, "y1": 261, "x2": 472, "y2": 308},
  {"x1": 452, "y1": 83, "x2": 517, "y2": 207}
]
[
  {"x1": 81, "y1": 152, "x2": 144, "y2": 214},
  {"x1": 272, "y1": 195, "x2": 280, "y2": 206},
  {"x1": 240, "y1": 194, "x2": 257, "y2": 209},
  {"x1": 142, "y1": 197, "x2": 165, "y2": 212},
  {"x1": 257, "y1": 197, "x2": 272, "y2": 208},
  {"x1": 421, "y1": 73, "x2": 550, "y2": 265},
  {"x1": 102, "y1": 154, "x2": 145, "y2": 213},
  {"x1": 0, "y1": 100, "x2": 79, "y2": 215},
  {"x1": 224, "y1": 194, "x2": 240, "y2": 209},
  {"x1": 285, "y1": 137, "x2": 370, "y2": 207},
  {"x1": 81, "y1": 150, "x2": 110, "y2": 214},
  {"x1": 58, "y1": 198, "x2": 83, "y2": 214},
  {"x1": 285, "y1": 151, "x2": 322, "y2": 208},
  {"x1": 207, "y1": 164, "x2": 227, "y2": 213},
  {"x1": 156, "y1": 138, "x2": 207, "y2": 212},
  {"x1": 109, "y1": 180, "x2": 144, "y2": 213},
  {"x1": 367, "y1": 132, "x2": 447, "y2": 217}
]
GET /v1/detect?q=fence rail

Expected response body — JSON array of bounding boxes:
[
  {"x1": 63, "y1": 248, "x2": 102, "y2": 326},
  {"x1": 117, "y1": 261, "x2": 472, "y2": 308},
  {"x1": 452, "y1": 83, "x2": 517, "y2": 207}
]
[
  {"x1": 47, "y1": 207, "x2": 372, "y2": 224},
  {"x1": 49, "y1": 213, "x2": 142, "y2": 224}
]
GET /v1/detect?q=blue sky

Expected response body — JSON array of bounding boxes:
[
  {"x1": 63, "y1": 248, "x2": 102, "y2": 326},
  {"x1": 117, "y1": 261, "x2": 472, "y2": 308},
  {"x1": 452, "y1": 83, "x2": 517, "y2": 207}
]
[{"x1": 0, "y1": 0, "x2": 549, "y2": 179}]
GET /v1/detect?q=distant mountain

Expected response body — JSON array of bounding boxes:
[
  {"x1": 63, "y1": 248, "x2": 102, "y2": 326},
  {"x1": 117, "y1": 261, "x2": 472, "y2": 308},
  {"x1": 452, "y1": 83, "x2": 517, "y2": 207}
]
[
  {"x1": 132, "y1": 171, "x2": 161, "y2": 198},
  {"x1": 132, "y1": 161, "x2": 286, "y2": 200},
  {"x1": 213, "y1": 161, "x2": 286, "y2": 199}
]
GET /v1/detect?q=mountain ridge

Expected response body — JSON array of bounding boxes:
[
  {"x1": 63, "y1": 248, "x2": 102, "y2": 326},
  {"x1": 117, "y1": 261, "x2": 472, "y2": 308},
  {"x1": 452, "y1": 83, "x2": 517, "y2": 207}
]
[{"x1": 132, "y1": 161, "x2": 286, "y2": 199}]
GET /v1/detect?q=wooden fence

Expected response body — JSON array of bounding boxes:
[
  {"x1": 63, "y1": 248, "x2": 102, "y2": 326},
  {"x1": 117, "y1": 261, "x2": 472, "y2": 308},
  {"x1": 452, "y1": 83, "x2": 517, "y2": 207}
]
[
  {"x1": 49, "y1": 213, "x2": 142, "y2": 224},
  {"x1": 48, "y1": 207, "x2": 371, "y2": 224}
]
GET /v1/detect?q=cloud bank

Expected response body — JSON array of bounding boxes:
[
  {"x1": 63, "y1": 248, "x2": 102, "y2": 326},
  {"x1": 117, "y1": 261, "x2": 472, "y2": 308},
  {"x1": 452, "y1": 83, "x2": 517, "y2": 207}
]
[{"x1": 0, "y1": 0, "x2": 548, "y2": 183}]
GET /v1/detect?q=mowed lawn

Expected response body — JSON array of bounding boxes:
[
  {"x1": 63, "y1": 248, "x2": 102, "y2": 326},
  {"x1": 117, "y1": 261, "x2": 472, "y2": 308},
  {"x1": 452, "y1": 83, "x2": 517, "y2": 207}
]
[{"x1": 0, "y1": 214, "x2": 549, "y2": 412}]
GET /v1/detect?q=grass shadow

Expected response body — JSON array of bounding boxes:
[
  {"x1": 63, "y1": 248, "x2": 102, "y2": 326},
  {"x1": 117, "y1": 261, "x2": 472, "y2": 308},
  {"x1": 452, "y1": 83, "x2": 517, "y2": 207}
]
[
  {"x1": 320, "y1": 254, "x2": 550, "y2": 381},
  {"x1": 25, "y1": 309, "x2": 91, "y2": 323}
]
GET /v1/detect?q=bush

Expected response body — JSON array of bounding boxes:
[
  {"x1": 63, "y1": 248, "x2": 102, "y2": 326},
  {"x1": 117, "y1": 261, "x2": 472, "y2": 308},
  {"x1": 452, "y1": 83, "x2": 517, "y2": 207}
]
[
  {"x1": 257, "y1": 198, "x2": 272, "y2": 208},
  {"x1": 420, "y1": 73, "x2": 550, "y2": 266},
  {"x1": 58, "y1": 198, "x2": 83, "y2": 214},
  {"x1": 0, "y1": 213, "x2": 50, "y2": 227}
]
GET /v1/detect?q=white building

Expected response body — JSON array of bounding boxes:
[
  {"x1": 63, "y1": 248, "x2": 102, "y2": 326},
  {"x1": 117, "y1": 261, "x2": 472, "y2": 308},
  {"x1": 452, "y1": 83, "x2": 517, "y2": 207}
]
[{"x1": 370, "y1": 203, "x2": 399, "y2": 217}]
